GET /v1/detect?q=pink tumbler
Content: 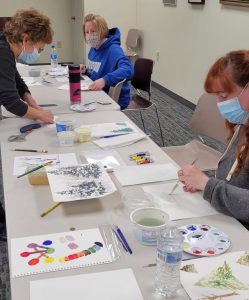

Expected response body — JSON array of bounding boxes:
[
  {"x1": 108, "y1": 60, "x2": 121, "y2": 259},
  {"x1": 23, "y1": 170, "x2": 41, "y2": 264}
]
[{"x1": 68, "y1": 64, "x2": 81, "y2": 105}]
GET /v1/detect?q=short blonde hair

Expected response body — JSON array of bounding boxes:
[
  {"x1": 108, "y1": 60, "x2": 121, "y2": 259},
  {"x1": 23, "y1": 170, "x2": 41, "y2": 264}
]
[
  {"x1": 3, "y1": 8, "x2": 53, "y2": 44},
  {"x1": 83, "y1": 14, "x2": 108, "y2": 40}
]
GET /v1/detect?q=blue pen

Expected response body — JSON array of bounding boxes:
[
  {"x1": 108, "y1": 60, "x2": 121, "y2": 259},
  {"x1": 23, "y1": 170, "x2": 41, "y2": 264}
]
[
  {"x1": 114, "y1": 225, "x2": 133, "y2": 254},
  {"x1": 102, "y1": 133, "x2": 129, "y2": 139},
  {"x1": 112, "y1": 228, "x2": 128, "y2": 253}
]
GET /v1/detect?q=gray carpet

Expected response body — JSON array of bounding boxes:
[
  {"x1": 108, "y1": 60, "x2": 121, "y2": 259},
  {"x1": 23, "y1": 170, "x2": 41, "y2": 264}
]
[{"x1": 0, "y1": 84, "x2": 225, "y2": 299}]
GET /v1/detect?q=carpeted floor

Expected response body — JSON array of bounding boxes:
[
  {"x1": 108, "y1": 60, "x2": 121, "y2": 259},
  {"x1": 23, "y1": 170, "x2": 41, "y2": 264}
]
[{"x1": 0, "y1": 84, "x2": 225, "y2": 299}]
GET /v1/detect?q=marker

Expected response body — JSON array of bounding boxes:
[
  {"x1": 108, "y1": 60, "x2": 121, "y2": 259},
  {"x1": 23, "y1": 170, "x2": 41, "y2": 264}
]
[{"x1": 114, "y1": 225, "x2": 132, "y2": 254}]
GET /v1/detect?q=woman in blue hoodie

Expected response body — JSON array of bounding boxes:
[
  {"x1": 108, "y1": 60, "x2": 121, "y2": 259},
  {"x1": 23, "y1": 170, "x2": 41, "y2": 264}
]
[{"x1": 82, "y1": 14, "x2": 134, "y2": 109}]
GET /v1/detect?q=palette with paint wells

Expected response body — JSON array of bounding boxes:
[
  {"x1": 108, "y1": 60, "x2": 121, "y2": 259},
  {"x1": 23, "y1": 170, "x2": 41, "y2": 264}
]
[{"x1": 179, "y1": 224, "x2": 231, "y2": 256}]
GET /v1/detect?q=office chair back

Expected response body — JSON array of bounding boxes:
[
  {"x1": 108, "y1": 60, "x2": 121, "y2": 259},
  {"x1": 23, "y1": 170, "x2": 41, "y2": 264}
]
[
  {"x1": 131, "y1": 58, "x2": 153, "y2": 98},
  {"x1": 108, "y1": 79, "x2": 126, "y2": 102},
  {"x1": 189, "y1": 93, "x2": 227, "y2": 144},
  {"x1": 126, "y1": 29, "x2": 140, "y2": 49}
]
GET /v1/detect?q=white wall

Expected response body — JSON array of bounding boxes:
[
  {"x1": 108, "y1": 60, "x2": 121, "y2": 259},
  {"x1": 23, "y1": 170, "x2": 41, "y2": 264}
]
[
  {"x1": 0, "y1": 0, "x2": 73, "y2": 63},
  {"x1": 83, "y1": 0, "x2": 137, "y2": 61},
  {"x1": 137, "y1": 1, "x2": 249, "y2": 104}
]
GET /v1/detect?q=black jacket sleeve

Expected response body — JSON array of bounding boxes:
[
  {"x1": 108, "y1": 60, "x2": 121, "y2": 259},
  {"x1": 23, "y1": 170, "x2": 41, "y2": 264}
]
[{"x1": 0, "y1": 40, "x2": 28, "y2": 117}]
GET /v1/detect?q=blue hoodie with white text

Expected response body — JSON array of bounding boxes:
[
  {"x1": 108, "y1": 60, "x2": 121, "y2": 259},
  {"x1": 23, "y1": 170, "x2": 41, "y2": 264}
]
[{"x1": 86, "y1": 28, "x2": 134, "y2": 109}]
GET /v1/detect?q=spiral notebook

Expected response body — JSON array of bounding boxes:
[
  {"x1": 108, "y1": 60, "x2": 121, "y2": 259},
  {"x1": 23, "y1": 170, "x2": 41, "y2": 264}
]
[{"x1": 11, "y1": 228, "x2": 112, "y2": 278}]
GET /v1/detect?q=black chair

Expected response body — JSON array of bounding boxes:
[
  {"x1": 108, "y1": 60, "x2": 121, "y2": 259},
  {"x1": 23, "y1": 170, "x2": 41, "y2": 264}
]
[{"x1": 125, "y1": 58, "x2": 164, "y2": 146}]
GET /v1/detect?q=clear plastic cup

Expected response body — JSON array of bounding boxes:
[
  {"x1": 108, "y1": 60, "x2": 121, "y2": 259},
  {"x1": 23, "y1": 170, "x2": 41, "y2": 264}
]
[
  {"x1": 57, "y1": 131, "x2": 75, "y2": 146},
  {"x1": 56, "y1": 118, "x2": 75, "y2": 133},
  {"x1": 75, "y1": 128, "x2": 91, "y2": 142}
]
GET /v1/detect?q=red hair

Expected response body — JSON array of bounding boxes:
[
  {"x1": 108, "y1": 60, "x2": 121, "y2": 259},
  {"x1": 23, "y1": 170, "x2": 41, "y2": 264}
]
[{"x1": 204, "y1": 50, "x2": 249, "y2": 174}]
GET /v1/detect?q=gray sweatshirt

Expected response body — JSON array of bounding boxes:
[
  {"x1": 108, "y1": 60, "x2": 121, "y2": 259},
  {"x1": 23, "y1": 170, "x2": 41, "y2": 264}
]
[{"x1": 203, "y1": 127, "x2": 249, "y2": 225}]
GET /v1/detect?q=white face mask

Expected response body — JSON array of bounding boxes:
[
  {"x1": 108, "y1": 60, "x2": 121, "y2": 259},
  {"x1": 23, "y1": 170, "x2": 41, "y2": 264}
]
[{"x1": 86, "y1": 33, "x2": 101, "y2": 49}]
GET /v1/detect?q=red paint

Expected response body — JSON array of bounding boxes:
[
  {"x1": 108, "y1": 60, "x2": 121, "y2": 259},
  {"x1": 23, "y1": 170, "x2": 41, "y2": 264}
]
[
  {"x1": 193, "y1": 249, "x2": 202, "y2": 254},
  {"x1": 28, "y1": 258, "x2": 39, "y2": 266}
]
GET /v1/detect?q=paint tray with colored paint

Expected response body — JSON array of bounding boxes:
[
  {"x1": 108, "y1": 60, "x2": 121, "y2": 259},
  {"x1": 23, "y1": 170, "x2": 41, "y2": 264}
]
[{"x1": 179, "y1": 224, "x2": 231, "y2": 256}]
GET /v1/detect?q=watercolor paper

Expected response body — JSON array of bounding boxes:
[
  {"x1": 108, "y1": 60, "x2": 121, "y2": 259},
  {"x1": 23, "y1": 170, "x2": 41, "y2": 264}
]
[
  {"x1": 142, "y1": 182, "x2": 217, "y2": 220},
  {"x1": 181, "y1": 251, "x2": 249, "y2": 299},
  {"x1": 11, "y1": 228, "x2": 112, "y2": 278},
  {"x1": 30, "y1": 268, "x2": 144, "y2": 300},
  {"x1": 46, "y1": 163, "x2": 116, "y2": 202},
  {"x1": 13, "y1": 153, "x2": 78, "y2": 176},
  {"x1": 114, "y1": 163, "x2": 179, "y2": 186}
]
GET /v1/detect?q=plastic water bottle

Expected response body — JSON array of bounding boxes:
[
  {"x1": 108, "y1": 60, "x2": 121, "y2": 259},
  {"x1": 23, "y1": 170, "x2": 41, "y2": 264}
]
[
  {"x1": 50, "y1": 44, "x2": 58, "y2": 68},
  {"x1": 155, "y1": 221, "x2": 184, "y2": 297}
]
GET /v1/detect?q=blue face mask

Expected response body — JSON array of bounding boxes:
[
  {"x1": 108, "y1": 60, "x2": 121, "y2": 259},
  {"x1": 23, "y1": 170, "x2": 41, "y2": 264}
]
[
  {"x1": 217, "y1": 97, "x2": 248, "y2": 124},
  {"x1": 18, "y1": 47, "x2": 40, "y2": 64}
]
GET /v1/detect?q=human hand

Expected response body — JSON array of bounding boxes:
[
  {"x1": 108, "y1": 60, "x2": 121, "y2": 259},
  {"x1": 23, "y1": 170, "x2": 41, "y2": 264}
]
[
  {"x1": 89, "y1": 78, "x2": 105, "y2": 90},
  {"x1": 178, "y1": 165, "x2": 209, "y2": 192},
  {"x1": 80, "y1": 64, "x2": 86, "y2": 74},
  {"x1": 38, "y1": 110, "x2": 54, "y2": 123}
]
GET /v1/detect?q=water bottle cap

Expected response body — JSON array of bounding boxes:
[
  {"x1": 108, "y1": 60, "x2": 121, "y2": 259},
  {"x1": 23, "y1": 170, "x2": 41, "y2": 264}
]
[{"x1": 51, "y1": 44, "x2": 55, "y2": 49}]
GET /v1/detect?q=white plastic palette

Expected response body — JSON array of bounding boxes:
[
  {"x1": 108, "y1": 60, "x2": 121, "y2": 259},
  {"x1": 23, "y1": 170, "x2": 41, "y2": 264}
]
[
  {"x1": 70, "y1": 103, "x2": 96, "y2": 112},
  {"x1": 179, "y1": 224, "x2": 231, "y2": 256}
]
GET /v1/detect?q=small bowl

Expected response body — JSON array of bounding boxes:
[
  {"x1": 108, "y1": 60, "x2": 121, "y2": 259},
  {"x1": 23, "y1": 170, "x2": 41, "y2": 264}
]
[
  {"x1": 130, "y1": 207, "x2": 169, "y2": 246},
  {"x1": 75, "y1": 127, "x2": 91, "y2": 142},
  {"x1": 57, "y1": 131, "x2": 75, "y2": 146}
]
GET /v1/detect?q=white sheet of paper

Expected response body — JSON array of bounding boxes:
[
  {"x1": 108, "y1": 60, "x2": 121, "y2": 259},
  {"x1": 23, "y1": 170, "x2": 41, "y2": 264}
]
[
  {"x1": 30, "y1": 268, "x2": 144, "y2": 300},
  {"x1": 84, "y1": 121, "x2": 138, "y2": 138},
  {"x1": 13, "y1": 153, "x2": 78, "y2": 176},
  {"x1": 46, "y1": 163, "x2": 117, "y2": 202},
  {"x1": 114, "y1": 163, "x2": 179, "y2": 186},
  {"x1": 11, "y1": 228, "x2": 112, "y2": 278},
  {"x1": 181, "y1": 251, "x2": 249, "y2": 300},
  {"x1": 142, "y1": 182, "x2": 218, "y2": 220},
  {"x1": 57, "y1": 82, "x2": 90, "y2": 91},
  {"x1": 83, "y1": 149, "x2": 125, "y2": 170},
  {"x1": 93, "y1": 132, "x2": 146, "y2": 150}
]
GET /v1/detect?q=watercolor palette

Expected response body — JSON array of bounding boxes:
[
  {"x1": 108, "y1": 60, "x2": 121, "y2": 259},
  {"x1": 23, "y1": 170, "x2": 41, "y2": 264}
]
[
  {"x1": 70, "y1": 103, "x2": 96, "y2": 112},
  {"x1": 179, "y1": 224, "x2": 231, "y2": 256}
]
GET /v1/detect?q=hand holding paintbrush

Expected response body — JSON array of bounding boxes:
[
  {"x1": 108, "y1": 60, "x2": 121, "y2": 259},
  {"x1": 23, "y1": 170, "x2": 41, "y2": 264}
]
[{"x1": 169, "y1": 158, "x2": 198, "y2": 195}]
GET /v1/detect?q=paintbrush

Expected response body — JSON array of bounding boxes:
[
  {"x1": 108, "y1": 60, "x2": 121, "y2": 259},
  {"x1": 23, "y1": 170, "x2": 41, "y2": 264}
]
[
  {"x1": 169, "y1": 158, "x2": 198, "y2": 195},
  {"x1": 17, "y1": 160, "x2": 53, "y2": 178}
]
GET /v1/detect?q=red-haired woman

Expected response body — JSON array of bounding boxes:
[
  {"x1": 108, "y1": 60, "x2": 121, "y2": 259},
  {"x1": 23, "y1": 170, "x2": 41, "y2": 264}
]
[{"x1": 178, "y1": 50, "x2": 249, "y2": 227}]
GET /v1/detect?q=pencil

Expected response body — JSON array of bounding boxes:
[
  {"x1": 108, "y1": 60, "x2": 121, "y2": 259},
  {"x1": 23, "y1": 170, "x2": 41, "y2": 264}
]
[
  {"x1": 11, "y1": 149, "x2": 48, "y2": 153},
  {"x1": 17, "y1": 160, "x2": 53, "y2": 178},
  {"x1": 40, "y1": 202, "x2": 62, "y2": 217}
]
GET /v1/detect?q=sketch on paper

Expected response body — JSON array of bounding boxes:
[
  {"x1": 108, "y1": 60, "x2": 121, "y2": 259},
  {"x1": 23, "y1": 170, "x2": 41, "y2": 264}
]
[
  {"x1": 237, "y1": 251, "x2": 249, "y2": 267},
  {"x1": 46, "y1": 163, "x2": 116, "y2": 202},
  {"x1": 13, "y1": 153, "x2": 78, "y2": 176},
  {"x1": 195, "y1": 261, "x2": 248, "y2": 290},
  {"x1": 180, "y1": 251, "x2": 249, "y2": 300},
  {"x1": 181, "y1": 264, "x2": 198, "y2": 273}
]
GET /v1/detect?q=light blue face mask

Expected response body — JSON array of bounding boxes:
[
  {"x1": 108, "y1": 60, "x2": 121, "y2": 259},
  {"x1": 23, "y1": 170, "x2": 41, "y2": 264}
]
[
  {"x1": 18, "y1": 47, "x2": 40, "y2": 64},
  {"x1": 217, "y1": 98, "x2": 248, "y2": 124},
  {"x1": 217, "y1": 84, "x2": 249, "y2": 124}
]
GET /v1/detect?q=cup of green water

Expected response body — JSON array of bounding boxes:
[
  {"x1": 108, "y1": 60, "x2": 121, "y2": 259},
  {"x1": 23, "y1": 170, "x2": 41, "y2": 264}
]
[{"x1": 130, "y1": 207, "x2": 169, "y2": 246}]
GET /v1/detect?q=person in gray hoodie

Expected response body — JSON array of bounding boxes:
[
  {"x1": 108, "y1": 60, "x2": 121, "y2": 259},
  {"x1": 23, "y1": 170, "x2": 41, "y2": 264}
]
[{"x1": 177, "y1": 50, "x2": 249, "y2": 227}]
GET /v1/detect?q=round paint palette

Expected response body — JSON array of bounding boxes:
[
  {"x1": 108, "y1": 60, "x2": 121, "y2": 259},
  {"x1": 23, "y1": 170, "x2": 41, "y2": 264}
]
[
  {"x1": 179, "y1": 224, "x2": 231, "y2": 256},
  {"x1": 70, "y1": 103, "x2": 96, "y2": 112}
]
